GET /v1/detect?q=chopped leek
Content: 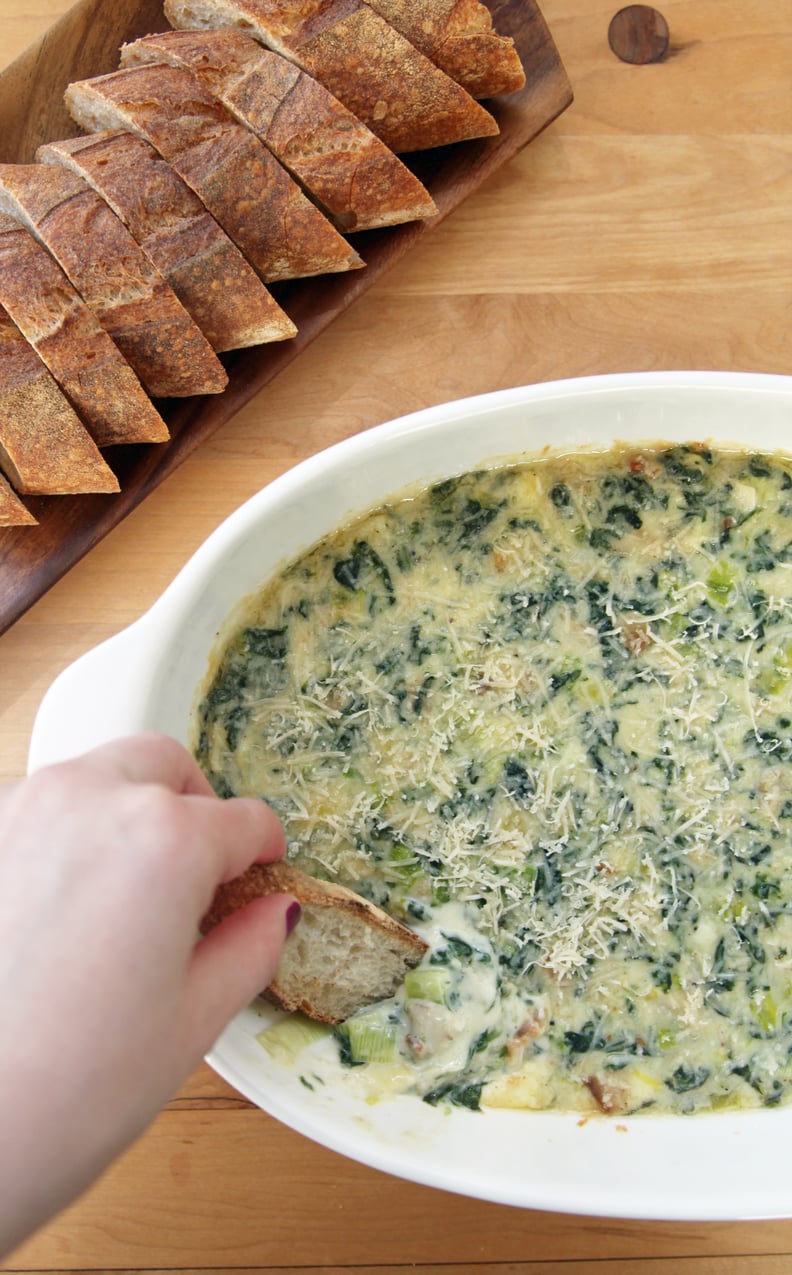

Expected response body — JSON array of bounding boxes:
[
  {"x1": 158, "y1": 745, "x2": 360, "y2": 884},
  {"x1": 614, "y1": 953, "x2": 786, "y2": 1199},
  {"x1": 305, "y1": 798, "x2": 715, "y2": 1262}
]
[
  {"x1": 256, "y1": 1014, "x2": 329, "y2": 1065},
  {"x1": 344, "y1": 1008, "x2": 398, "y2": 1063},
  {"x1": 404, "y1": 967, "x2": 452, "y2": 1005}
]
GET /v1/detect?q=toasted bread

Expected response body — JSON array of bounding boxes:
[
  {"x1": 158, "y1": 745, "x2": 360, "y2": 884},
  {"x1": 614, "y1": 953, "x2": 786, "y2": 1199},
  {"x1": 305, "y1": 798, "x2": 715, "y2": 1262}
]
[
  {"x1": 0, "y1": 212, "x2": 168, "y2": 447},
  {"x1": 121, "y1": 28, "x2": 437, "y2": 232},
  {"x1": 0, "y1": 303, "x2": 119, "y2": 495},
  {"x1": 38, "y1": 131, "x2": 297, "y2": 352},
  {"x1": 0, "y1": 163, "x2": 227, "y2": 398},
  {"x1": 65, "y1": 64, "x2": 364, "y2": 282},
  {"x1": 163, "y1": 0, "x2": 499, "y2": 152},
  {"x1": 201, "y1": 859, "x2": 428, "y2": 1024}
]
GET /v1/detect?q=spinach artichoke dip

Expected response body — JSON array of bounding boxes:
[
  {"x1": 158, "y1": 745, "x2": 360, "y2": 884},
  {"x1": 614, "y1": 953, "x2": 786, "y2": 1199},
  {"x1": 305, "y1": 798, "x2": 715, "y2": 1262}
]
[{"x1": 195, "y1": 444, "x2": 792, "y2": 1117}]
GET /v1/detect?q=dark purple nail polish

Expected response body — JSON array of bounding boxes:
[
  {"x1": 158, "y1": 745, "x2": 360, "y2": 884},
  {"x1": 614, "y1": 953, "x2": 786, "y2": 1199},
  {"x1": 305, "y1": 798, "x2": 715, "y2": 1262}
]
[{"x1": 285, "y1": 900, "x2": 302, "y2": 936}]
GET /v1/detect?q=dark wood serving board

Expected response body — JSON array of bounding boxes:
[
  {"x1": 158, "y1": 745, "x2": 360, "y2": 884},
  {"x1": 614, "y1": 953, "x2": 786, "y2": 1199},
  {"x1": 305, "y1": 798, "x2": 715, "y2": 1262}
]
[{"x1": 0, "y1": 0, "x2": 572, "y2": 635}]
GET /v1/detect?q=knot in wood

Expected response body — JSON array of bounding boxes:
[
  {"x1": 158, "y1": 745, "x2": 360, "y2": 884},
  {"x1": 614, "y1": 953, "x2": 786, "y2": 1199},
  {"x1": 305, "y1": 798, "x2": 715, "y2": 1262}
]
[{"x1": 608, "y1": 5, "x2": 670, "y2": 64}]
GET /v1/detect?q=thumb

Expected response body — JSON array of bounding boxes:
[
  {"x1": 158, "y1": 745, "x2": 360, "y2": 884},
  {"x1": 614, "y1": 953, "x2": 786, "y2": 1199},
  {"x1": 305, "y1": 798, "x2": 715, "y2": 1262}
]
[{"x1": 184, "y1": 894, "x2": 300, "y2": 1052}]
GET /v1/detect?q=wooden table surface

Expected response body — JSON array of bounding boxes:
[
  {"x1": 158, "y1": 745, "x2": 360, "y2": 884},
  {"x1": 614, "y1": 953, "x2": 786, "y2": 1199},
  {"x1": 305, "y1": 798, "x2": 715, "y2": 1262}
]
[{"x1": 1, "y1": 0, "x2": 791, "y2": 1271}]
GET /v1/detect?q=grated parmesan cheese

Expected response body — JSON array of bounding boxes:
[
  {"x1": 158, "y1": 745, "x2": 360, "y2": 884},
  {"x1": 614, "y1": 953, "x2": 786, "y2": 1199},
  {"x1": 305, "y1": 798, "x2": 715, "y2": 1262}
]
[{"x1": 196, "y1": 445, "x2": 792, "y2": 1115}]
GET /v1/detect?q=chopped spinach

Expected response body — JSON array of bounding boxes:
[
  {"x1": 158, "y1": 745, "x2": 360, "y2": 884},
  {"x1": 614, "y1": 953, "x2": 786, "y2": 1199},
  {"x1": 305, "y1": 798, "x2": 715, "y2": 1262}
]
[
  {"x1": 333, "y1": 540, "x2": 395, "y2": 612},
  {"x1": 423, "y1": 1079, "x2": 484, "y2": 1111},
  {"x1": 666, "y1": 1065, "x2": 710, "y2": 1093}
]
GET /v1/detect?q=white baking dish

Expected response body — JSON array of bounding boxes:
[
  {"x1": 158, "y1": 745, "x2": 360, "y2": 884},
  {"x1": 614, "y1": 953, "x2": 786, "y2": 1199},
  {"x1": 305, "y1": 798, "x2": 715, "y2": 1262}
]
[{"x1": 29, "y1": 370, "x2": 792, "y2": 1221}]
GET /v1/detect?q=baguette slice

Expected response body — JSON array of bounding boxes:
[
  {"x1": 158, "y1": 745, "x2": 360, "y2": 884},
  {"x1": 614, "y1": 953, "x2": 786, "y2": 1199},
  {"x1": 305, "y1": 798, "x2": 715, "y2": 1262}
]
[
  {"x1": 165, "y1": 0, "x2": 325, "y2": 48},
  {"x1": 0, "y1": 470, "x2": 36, "y2": 525},
  {"x1": 289, "y1": 0, "x2": 500, "y2": 151},
  {"x1": 0, "y1": 303, "x2": 119, "y2": 494},
  {"x1": 0, "y1": 163, "x2": 227, "y2": 399},
  {"x1": 65, "y1": 64, "x2": 364, "y2": 283},
  {"x1": 163, "y1": 0, "x2": 499, "y2": 152},
  {"x1": 38, "y1": 132, "x2": 297, "y2": 353},
  {"x1": 363, "y1": 0, "x2": 526, "y2": 99},
  {"x1": 201, "y1": 859, "x2": 428, "y2": 1024},
  {"x1": 121, "y1": 29, "x2": 437, "y2": 232},
  {"x1": 0, "y1": 212, "x2": 168, "y2": 447}
]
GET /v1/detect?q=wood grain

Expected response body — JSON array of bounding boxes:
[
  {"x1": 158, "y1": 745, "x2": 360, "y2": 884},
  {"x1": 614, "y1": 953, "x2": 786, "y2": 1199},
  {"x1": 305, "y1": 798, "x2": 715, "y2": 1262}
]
[
  {"x1": 0, "y1": 0, "x2": 571, "y2": 636},
  {"x1": 1, "y1": 0, "x2": 792, "y2": 1272},
  {"x1": 9, "y1": 1100, "x2": 792, "y2": 1269},
  {"x1": 7, "y1": 1267, "x2": 791, "y2": 1275},
  {"x1": 0, "y1": 0, "x2": 168, "y2": 162}
]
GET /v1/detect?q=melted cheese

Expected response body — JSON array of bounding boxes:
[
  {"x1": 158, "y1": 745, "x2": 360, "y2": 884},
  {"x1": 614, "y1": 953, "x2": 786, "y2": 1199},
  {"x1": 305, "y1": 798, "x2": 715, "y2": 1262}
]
[{"x1": 195, "y1": 444, "x2": 792, "y2": 1115}]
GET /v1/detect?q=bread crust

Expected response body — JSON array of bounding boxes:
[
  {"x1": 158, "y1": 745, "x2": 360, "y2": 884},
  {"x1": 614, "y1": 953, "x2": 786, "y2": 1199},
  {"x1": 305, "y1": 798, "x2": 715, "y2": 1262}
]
[
  {"x1": 0, "y1": 212, "x2": 168, "y2": 447},
  {"x1": 165, "y1": 0, "x2": 326, "y2": 51},
  {"x1": 286, "y1": 0, "x2": 499, "y2": 151},
  {"x1": 164, "y1": 0, "x2": 498, "y2": 151},
  {"x1": 65, "y1": 64, "x2": 364, "y2": 282},
  {"x1": 201, "y1": 859, "x2": 428, "y2": 1024},
  {"x1": 0, "y1": 303, "x2": 119, "y2": 494},
  {"x1": 0, "y1": 163, "x2": 227, "y2": 398},
  {"x1": 121, "y1": 29, "x2": 437, "y2": 231},
  {"x1": 0, "y1": 469, "x2": 36, "y2": 525},
  {"x1": 362, "y1": 0, "x2": 526, "y2": 98},
  {"x1": 38, "y1": 131, "x2": 297, "y2": 352}
]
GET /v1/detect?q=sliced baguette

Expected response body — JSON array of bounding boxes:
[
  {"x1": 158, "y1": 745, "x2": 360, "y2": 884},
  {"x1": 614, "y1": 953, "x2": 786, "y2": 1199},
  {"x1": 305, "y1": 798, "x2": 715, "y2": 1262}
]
[
  {"x1": 121, "y1": 29, "x2": 437, "y2": 232},
  {"x1": 65, "y1": 64, "x2": 364, "y2": 283},
  {"x1": 164, "y1": 0, "x2": 335, "y2": 58},
  {"x1": 363, "y1": 0, "x2": 526, "y2": 99},
  {"x1": 201, "y1": 859, "x2": 428, "y2": 1024},
  {"x1": 38, "y1": 131, "x2": 297, "y2": 353},
  {"x1": 163, "y1": 0, "x2": 499, "y2": 152},
  {"x1": 0, "y1": 303, "x2": 119, "y2": 495},
  {"x1": 0, "y1": 212, "x2": 168, "y2": 447},
  {"x1": 288, "y1": 0, "x2": 500, "y2": 151},
  {"x1": 0, "y1": 469, "x2": 36, "y2": 526},
  {"x1": 0, "y1": 163, "x2": 227, "y2": 399}
]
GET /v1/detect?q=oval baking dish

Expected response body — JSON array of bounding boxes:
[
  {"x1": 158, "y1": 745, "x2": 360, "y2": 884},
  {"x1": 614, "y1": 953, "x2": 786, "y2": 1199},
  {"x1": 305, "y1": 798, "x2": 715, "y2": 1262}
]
[{"x1": 29, "y1": 370, "x2": 792, "y2": 1221}]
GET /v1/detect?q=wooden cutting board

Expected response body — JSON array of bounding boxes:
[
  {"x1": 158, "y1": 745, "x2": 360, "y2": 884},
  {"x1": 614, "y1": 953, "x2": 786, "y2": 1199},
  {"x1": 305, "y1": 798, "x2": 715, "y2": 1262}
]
[{"x1": 0, "y1": 0, "x2": 571, "y2": 635}]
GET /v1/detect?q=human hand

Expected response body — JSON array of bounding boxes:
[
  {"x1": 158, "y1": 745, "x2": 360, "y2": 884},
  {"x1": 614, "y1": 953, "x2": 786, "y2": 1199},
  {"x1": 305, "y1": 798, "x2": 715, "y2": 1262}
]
[{"x1": 0, "y1": 733, "x2": 297, "y2": 1258}]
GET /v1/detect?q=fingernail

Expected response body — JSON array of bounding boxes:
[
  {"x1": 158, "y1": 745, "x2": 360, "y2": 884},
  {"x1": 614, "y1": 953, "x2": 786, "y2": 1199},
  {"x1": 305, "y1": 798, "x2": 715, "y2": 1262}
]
[{"x1": 285, "y1": 900, "x2": 302, "y2": 936}]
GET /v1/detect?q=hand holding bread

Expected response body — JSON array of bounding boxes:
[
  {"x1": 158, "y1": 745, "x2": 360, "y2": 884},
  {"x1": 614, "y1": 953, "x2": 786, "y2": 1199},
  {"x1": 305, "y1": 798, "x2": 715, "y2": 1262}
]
[{"x1": 201, "y1": 859, "x2": 429, "y2": 1024}]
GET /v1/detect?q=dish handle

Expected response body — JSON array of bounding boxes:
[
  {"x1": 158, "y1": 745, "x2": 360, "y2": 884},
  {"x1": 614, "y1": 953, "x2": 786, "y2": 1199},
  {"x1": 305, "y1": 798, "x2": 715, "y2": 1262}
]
[{"x1": 28, "y1": 620, "x2": 151, "y2": 774}]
